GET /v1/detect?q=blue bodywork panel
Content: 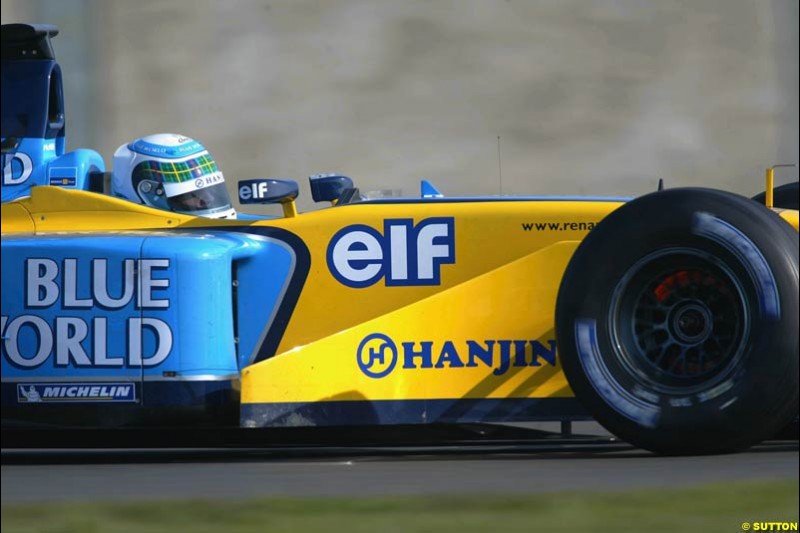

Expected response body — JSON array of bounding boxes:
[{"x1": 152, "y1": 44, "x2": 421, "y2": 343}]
[
  {"x1": 1, "y1": 25, "x2": 105, "y2": 203},
  {"x1": 1, "y1": 231, "x2": 296, "y2": 426}
]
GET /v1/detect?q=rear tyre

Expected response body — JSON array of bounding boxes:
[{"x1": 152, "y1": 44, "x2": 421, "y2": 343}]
[
  {"x1": 751, "y1": 181, "x2": 799, "y2": 210},
  {"x1": 556, "y1": 188, "x2": 799, "y2": 455},
  {"x1": 752, "y1": 180, "x2": 800, "y2": 441}
]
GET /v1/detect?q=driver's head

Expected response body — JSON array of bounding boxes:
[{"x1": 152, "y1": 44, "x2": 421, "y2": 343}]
[{"x1": 111, "y1": 133, "x2": 236, "y2": 219}]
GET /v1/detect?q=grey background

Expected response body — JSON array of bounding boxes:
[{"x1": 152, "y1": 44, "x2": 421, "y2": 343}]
[{"x1": 2, "y1": 0, "x2": 798, "y2": 214}]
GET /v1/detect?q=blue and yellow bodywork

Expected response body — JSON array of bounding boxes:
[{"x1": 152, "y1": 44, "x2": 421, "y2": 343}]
[
  {"x1": 1, "y1": 187, "x2": 623, "y2": 428},
  {"x1": 3, "y1": 187, "x2": 795, "y2": 429},
  {"x1": 2, "y1": 23, "x2": 797, "y2": 432}
]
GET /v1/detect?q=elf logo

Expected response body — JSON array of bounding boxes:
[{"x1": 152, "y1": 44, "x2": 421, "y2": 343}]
[
  {"x1": 238, "y1": 180, "x2": 268, "y2": 201},
  {"x1": 328, "y1": 217, "x2": 455, "y2": 288}
]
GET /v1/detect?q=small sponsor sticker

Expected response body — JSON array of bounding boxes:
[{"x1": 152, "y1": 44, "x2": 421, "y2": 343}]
[
  {"x1": 17, "y1": 382, "x2": 137, "y2": 403},
  {"x1": 48, "y1": 167, "x2": 78, "y2": 187}
]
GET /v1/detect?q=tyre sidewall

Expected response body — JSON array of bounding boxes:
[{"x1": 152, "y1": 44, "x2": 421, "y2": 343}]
[{"x1": 556, "y1": 188, "x2": 799, "y2": 454}]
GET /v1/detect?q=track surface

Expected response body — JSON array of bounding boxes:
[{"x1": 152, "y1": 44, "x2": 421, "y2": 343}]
[{"x1": 2, "y1": 441, "x2": 797, "y2": 504}]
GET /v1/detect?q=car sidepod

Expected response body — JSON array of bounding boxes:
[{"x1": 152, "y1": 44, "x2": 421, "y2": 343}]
[{"x1": 1, "y1": 230, "x2": 297, "y2": 427}]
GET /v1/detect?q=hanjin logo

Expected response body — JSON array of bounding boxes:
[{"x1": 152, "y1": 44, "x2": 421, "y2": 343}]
[
  {"x1": 357, "y1": 333, "x2": 398, "y2": 378},
  {"x1": 355, "y1": 334, "x2": 558, "y2": 379}
]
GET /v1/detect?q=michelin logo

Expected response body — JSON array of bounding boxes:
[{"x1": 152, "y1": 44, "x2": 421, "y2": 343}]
[
  {"x1": 19, "y1": 385, "x2": 41, "y2": 402},
  {"x1": 17, "y1": 383, "x2": 136, "y2": 403},
  {"x1": 328, "y1": 217, "x2": 455, "y2": 288},
  {"x1": 357, "y1": 333, "x2": 557, "y2": 379}
]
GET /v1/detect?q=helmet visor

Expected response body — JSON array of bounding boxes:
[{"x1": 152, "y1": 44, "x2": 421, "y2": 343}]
[
  {"x1": 167, "y1": 182, "x2": 234, "y2": 215},
  {"x1": 135, "y1": 153, "x2": 219, "y2": 183}
]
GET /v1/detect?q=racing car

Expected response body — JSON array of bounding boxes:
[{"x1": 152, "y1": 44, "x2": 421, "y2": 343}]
[{"x1": 2, "y1": 23, "x2": 798, "y2": 455}]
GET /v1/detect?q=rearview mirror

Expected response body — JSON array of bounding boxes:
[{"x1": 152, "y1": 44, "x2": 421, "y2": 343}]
[
  {"x1": 309, "y1": 174, "x2": 354, "y2": 204},
  {"x1": 238, "y1": 179, "x2": 299, "y2": 217}
]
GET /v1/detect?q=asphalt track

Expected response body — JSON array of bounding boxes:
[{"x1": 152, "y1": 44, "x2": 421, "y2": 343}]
[{"x1": 2, "y1": 423, "x2": 797, "y2": 504}]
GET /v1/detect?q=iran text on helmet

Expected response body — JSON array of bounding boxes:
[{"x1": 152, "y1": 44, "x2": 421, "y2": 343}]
[{"x1": 111, "y1": 134, "x2": 236, "y2": 219}]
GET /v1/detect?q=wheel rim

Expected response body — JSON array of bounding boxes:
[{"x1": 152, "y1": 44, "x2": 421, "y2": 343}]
[{"x1": 610, "y1": 248, "x2": 750, "y2": 395}]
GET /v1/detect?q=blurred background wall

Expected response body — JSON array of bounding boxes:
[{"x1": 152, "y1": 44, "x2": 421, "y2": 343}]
[{"x1": 2, "y1": 0, "x2": 797, "y2": 213}]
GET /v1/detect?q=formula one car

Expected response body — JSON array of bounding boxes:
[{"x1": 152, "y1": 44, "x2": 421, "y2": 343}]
[{"x1": 2, "y1": 24, "x2": 798, "y2": 455}]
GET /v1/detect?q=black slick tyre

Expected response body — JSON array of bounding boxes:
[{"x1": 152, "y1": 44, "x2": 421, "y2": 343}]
[
  {"x1": 751, "y1": 181, "x2": 799, "y2": 210},
  {"x1": 555, "y1": 188, "x2": 799, "y2": 455}
]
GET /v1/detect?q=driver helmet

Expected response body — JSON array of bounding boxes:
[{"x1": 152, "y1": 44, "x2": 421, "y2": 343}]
[{"x1": 111, "y1": 133, "x2": 236, "y2": 219}]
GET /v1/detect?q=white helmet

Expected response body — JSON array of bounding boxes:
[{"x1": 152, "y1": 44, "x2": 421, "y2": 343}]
[{"x1": 111, "y1": 133, "x2": 236, "y2": 219}]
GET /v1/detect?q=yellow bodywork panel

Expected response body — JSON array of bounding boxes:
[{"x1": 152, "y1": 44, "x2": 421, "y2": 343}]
[
  {"x1": 242, "y1": 241, "x2": 578, "y2": 405},
  {"x1": 2, "y1": 186, "x2": 223, "y2": 230},
  {"x1": 778, "y1": 209, "x2": 799, "y2": 230},
  {"x1": 0, "y1": 202, "x2": 35, "y2": 234},
  {"x1": 264, "y1": 200, "x2": 612, "y2": 356}
]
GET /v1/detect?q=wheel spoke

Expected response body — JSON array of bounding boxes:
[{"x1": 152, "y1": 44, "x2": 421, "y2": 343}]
[
  {"x1": 667, "y1": 347, "x2": 688, "y2": 372},
  {"x1": 616, "y1": 254, "x2": 746, "y2": 390}
]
